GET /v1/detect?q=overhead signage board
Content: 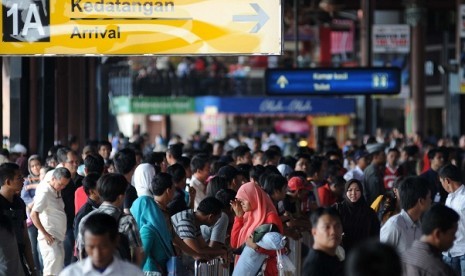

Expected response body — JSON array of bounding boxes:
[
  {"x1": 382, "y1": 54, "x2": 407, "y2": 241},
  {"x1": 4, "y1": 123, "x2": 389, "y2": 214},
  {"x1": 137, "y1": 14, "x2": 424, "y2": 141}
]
[
  {"x1": 0, "y1": 0, "x2": 282, "y2": 55},
  {"x1": 265, "y1": 67, "x2": 401, "y2": 95}
]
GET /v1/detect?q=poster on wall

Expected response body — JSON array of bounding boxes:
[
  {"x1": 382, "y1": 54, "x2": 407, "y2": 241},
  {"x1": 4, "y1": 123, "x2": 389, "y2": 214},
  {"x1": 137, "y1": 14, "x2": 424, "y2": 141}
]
[
  {"x1": 372, "y1": 24, "x2": 410, "y2": 54},
  {"x1": 372, "y1": 24, "x2": 410, "y2": 99}
]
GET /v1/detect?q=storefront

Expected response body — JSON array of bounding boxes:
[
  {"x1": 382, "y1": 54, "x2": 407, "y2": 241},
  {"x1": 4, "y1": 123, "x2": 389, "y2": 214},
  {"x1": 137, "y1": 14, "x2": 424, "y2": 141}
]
[{"x1": 195, "y1": 96, "x2": 356, "y2": 148}]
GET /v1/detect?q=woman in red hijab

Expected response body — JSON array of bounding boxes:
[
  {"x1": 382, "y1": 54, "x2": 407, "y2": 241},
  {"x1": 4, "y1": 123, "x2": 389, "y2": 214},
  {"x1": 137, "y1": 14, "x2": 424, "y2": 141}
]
[{"x1": 230, "y1": 181, "x2": 283, "y2": 276}]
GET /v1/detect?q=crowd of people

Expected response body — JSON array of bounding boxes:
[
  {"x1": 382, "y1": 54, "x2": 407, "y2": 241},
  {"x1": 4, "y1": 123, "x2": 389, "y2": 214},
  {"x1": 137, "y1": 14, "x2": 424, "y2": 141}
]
[{"x1": 2, "y1": 130, "x2": 465, "y2": 276}]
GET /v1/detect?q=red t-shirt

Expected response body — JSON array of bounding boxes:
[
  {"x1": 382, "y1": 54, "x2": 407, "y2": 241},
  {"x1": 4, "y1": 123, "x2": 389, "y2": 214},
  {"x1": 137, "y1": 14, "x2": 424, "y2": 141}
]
[
  {"x1": 384, "y1": 165, "x2": 400, "y2": 190},
  {"x1": 74, "y1": 186, "x2": 87, "y2": 215},
  {"x1": 318, "y1": 183, "x2": 338, "y2": 207}
]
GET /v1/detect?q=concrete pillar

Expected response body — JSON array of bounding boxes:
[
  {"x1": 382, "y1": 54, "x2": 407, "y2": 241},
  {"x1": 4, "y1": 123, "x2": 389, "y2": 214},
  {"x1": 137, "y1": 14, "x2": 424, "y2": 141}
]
[
  {"x1": 405, "y1": 1, "x2": 426, "y2": 137},
  {"x1": 360, "y1": 0, "x2": 375, "y2": 137}
]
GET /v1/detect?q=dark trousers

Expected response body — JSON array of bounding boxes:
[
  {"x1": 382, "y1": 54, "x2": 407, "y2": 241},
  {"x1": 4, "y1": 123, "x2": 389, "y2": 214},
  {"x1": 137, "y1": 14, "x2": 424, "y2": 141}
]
[
  {"x1": 63, "y1": 227, "x2": 75, "y2": 266},
  {"x1": 27, "y1": 225, "x2": 43, "y2": 275}
]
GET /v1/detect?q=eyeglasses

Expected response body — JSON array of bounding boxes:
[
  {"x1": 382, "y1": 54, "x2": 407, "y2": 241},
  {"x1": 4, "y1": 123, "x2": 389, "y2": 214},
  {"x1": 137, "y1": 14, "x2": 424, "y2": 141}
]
[{"x1": 66, "y1": 160, "x2": 79, "y2": 164}]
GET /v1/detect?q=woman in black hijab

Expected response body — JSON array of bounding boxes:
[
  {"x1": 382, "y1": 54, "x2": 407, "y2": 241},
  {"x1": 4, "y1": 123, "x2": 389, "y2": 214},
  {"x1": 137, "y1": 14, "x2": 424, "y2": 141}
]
[{"x1": 335, "y1": 179, "x2": 380, "y2": 253}]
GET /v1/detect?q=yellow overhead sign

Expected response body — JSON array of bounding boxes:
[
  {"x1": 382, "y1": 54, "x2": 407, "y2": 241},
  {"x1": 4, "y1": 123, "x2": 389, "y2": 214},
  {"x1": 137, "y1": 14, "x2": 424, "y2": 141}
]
[{"x1": 0, "y1": 0, "x2": 282, "y2": 55}]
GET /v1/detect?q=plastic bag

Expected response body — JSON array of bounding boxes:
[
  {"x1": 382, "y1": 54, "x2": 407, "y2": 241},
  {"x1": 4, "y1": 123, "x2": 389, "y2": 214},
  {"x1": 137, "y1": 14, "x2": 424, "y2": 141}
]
[{"x1": 277, "y1": 250, "x2": 295, "y2": 274}]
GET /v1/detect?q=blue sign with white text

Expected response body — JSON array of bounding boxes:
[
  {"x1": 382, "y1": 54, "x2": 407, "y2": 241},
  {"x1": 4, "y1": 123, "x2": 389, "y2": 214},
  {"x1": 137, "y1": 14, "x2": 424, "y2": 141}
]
[
  {"x1": 266, "y1": 67, "x2": 401, "y2": 95},
  {"x1": 195, "y1": 97, "x2": 355, "y2": 114}
]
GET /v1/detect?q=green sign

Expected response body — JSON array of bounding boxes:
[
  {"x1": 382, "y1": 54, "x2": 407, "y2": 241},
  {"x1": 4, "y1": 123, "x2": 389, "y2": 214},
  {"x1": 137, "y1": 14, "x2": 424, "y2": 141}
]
[{"x1": 111, "y1": 96, "x2": 195, "y2": 114}]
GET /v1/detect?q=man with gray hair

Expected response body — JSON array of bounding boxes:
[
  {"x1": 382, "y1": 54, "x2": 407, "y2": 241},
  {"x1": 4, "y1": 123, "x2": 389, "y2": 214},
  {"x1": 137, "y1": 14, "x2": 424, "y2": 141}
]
[{"x1": 31, "y1": 168, "x2": 71, "y2": 276}]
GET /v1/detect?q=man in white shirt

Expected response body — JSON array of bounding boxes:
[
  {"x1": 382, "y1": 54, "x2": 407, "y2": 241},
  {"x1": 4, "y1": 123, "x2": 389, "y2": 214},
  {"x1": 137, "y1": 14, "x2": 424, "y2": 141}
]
[
  {"x1": 380, "y1": 176, "x2": 432, "y2": 253},
  {"x1": 31, "y1": 168, "x2": 71, "y2": 276},
  {"x1": 59, "y1": 213, "x2": 143, "y2": 276},
  {"x1": 439, "y1": 164, "x2": 465, "y2": 276},
  {"x1": 190, "y1": 155, "x2": 210, "y2": 210},
  {"x1": 344, "y1": 149, "x2": 369, "y2": 182}
]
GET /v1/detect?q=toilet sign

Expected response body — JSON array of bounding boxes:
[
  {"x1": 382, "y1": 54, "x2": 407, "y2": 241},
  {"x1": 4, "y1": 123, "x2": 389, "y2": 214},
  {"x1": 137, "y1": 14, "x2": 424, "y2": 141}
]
[{"x1": 0, "y1": 0, "x2": 282, "y2": 55}]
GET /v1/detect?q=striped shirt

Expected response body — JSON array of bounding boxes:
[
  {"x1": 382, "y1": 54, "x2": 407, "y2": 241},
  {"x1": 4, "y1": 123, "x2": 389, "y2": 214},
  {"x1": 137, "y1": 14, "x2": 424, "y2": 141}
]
[
  {"x1": 171, "y1": 209, "x2": 200, "y2": 239},
  {"x1": 402, "y1": 240, "x2": 456, "y2": 276},
  {"x1": 77, "y1": 203, "x2": 142, "y2": 257}
]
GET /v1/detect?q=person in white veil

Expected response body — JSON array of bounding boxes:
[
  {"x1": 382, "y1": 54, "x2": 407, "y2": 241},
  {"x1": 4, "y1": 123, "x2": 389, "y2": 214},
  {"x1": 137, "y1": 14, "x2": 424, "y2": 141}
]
[{"x1": 132, "y1": 163, "x2": 156, "y2": 197}]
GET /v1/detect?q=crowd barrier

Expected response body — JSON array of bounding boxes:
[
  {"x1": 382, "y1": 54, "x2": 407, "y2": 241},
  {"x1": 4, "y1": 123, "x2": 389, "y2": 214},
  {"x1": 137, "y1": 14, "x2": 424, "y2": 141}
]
[
  {"x1": 192, "y1": 233, "x2": 310, "y2": 276},
  {"x1": 285, "y1": 232, "x2": 311, "y2": 276},
  {"x1": 194, "y1": 258, "x2": 230, "y2": 276}
]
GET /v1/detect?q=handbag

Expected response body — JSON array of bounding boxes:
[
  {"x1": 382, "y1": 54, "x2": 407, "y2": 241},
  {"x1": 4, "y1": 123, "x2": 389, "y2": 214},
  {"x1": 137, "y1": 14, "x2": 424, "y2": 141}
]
[
  {"x1": 166, "y1": 256, "x2": 189, "y2": 276},
  {"x1": 143, "y1": 225, "x2": 185, "y2": 276},
  {"x1": 151, "y1": 227, "x2": 188, "y2": 276},
  {"x1": 144, "y1": 272, "x2": 163, "y2": 276},
  {"x1": 252, "y1": 223, "x2": 280, "y2": 243}
]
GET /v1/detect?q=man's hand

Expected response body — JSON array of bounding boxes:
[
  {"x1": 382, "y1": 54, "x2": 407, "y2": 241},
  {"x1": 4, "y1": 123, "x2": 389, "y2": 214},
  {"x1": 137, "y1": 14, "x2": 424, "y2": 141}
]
[
  {"x1": 44, "y1": 232, "x2": 55, "y2": 245},
  {"x1": 188, "y1": 186, "x2": 196, "y2": 198},
  {"x1": 193, "y1": 253, "x2": 210, "y2": 261}
]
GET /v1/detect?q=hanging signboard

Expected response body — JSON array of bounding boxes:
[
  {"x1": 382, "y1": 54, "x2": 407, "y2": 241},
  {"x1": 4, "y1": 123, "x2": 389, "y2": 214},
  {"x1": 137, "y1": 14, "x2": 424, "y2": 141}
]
[
  {"x1": 265, "y1": 67, "x2": 401, "y2": 95},
  {"x1": 372, "y1": 24, "x2": 410, "y2": 54},
  {"x1": 0, "y1": 0, "x2": 281, "y2": 55}
]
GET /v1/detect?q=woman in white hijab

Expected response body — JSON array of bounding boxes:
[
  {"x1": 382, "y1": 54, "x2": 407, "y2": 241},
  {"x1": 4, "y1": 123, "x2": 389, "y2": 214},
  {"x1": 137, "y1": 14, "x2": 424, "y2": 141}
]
[{"x1": 132, "y1": 163, "x2": 156, "y2": 197}]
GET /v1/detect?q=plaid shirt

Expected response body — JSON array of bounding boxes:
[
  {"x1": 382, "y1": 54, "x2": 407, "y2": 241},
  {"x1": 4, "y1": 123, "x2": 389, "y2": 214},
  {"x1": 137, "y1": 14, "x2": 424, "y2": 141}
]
[{"x1": 77, "y1": 203, "x2": 142, "y2": 258}]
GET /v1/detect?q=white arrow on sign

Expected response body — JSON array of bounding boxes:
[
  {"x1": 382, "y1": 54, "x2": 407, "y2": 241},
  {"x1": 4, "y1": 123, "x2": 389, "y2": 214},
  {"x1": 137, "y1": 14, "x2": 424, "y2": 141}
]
[
  {"x1": 277, "y1": 75, "x2": 289, "y2": 89},
  {"x1": 232, "y1": 3, "x2": 270, "y2": 33}
]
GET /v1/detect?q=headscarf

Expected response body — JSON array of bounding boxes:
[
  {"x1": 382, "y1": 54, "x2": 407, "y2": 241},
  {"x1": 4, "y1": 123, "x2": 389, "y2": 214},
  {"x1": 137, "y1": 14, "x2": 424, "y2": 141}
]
[
  {"x1": 343, "y1": 179, "x2": 368, "y2": 211},
  {"x1": 27, "y1": 155, "x2": 41, "y2": 183},
  {"x1": 338, "y1": 179, "x2": 379, "y2": 252},
  {"x1": 130, "y1": 196, "x2": 173, "y2": 256},
  {"x1": 235, "y1": 181, "x2": 280, "y2": 245},
  {"x1": 133, "y1": 163, "x2": 156, "y2": 197}
]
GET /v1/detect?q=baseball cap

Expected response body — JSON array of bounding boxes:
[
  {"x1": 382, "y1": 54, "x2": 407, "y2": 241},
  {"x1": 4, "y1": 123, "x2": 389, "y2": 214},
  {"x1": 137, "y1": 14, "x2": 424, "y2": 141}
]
[
  {"x1": 366, "y1": 143, "x2": 385, "y2": 154},
  {"x1": 10, "y1": 144, "x2": 27, "y2": 155},
  {"x1": 277, "y1": 164, "x2": 293, "y2": 178},
  {"x1": 354, "y1": 149, "x2": 369, "y2": 161},
  {"x1": 217, "y1": 165, "x2": 239, "y2": 182},
  {"x1": 288, "y1": 176, "x2": 309, "y2": 191},
  {"x1": 218, "y1": 155, "x2": 234, "y2": 164}
]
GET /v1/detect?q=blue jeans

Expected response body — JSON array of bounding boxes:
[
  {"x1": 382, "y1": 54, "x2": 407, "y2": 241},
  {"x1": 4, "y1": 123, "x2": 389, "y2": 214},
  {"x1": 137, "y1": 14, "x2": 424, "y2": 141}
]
[{"x1": 443, "y1": 254, "x2": 465, "y2": 276}]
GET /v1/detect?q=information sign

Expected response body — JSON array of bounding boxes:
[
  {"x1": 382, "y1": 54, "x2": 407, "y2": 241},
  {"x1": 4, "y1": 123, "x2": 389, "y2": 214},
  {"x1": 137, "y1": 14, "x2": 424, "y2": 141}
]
[
  {"x1": 0, "y1": 0, "x2": 281, "y2": 55},
  {"x1": 265, "y1": 67, "x2": 401, "y2": 95}
]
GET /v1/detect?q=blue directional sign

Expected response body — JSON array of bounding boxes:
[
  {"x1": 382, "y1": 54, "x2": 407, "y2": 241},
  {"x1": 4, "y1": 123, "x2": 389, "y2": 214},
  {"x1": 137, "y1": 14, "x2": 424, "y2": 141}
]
[{"x1": 265, "y1": 67, "x2": 401, "y2": 95}]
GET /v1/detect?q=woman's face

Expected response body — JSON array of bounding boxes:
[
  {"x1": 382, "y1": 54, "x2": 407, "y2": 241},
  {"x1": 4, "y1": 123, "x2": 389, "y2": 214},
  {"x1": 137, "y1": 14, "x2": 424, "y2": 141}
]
[
  {"x1": 346, "y1": 183, "x2": 362, "y2": 203},
  {"x1": 30, "y1": 160, "x2": 42, "y2": 176},
  {"x1": 295, "y1": 158, "x2": 309, "y2": 173},
  {"x1": 160, "y1": 158, "x2": 168, "y2": 173},
  {"x1": 107, "y1": 164, "x2": 116, "y2": 173},
  {"x1": 240, "y1": 199, "x2": 252, "y2": 212}
]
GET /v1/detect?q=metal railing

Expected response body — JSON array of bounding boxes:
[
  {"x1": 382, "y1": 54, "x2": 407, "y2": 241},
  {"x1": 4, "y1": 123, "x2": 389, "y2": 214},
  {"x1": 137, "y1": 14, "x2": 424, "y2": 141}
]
[
  {"x1": 107, "y1": 66, "x2": 266, "y2": 97},
  {"x1": 191, "y1": 234, "x2": 309, "y2": 276},
  {"x1": 194, "y1": 259, "x2": 230, "y2": 276}
]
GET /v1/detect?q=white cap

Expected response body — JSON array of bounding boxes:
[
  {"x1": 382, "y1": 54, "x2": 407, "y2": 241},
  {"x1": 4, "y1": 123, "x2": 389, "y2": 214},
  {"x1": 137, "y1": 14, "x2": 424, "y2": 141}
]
[
  {"x1": 10, "y1": 144, "x2": 27, "y2": 154},
  {"x1": 366, "y1": 143, "x2": 385, "y2": 154}
]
